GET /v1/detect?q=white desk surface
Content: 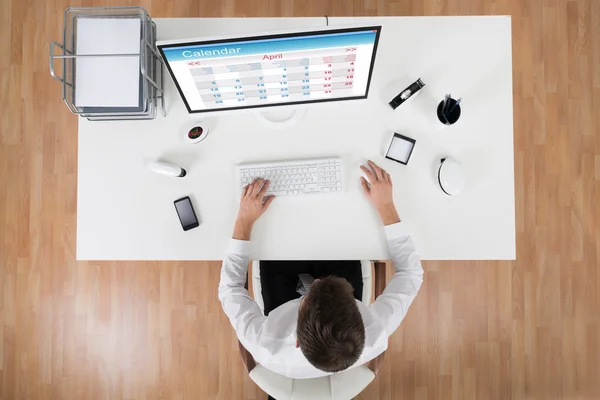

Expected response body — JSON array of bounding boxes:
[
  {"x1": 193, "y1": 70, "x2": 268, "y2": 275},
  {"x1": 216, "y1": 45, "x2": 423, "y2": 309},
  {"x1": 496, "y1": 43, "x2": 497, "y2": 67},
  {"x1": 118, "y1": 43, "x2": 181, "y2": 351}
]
[{"x1": 77, "y1": 16, "x2": 515, "y2": 261}]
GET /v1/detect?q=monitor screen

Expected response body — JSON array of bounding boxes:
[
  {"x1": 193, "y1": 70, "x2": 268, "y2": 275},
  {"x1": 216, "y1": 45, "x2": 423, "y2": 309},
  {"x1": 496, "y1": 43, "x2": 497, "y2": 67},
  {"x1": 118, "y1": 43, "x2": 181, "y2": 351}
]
[{"x1": 157, "y1": 27, "x2": 381, "y2": 114}]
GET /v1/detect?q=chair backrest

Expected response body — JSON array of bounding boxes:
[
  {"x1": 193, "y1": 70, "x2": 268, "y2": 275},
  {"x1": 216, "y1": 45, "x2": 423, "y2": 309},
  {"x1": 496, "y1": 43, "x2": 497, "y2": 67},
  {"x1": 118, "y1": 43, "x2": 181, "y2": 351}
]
[
  {"x1": 249, "y1": 364, "x2": 376, "y2": 400},
  {"x1": 251, "y1": 260, "x2": 374, "y2": 314}
]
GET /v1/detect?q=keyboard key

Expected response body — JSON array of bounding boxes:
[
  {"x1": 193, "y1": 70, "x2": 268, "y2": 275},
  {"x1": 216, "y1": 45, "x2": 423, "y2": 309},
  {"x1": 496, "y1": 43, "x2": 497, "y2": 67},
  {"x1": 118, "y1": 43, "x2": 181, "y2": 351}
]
[{"x1": 269, "y1": 190, "x2": 288, "y2": 196}]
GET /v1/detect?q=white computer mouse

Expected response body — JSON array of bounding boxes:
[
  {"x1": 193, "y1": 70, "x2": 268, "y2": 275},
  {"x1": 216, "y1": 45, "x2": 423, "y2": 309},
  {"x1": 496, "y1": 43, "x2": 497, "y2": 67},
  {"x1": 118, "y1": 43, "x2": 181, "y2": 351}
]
[
  {"x1": 438, "y1": 158, "x2": 466, "y2": 196},
  {"x1": 359, "y1": 163, "x2": 374, "y2": 184}
]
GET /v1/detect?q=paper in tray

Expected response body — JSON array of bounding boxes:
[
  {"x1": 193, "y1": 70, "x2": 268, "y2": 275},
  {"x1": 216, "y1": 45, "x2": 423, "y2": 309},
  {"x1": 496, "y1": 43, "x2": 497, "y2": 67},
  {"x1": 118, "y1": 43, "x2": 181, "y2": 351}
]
[
  {"x1": 74, "y1": 17, "x2": 142, "y2": 108},
  {"x1": 81, "y1": 74, "x2": 145, "y2": 114}
]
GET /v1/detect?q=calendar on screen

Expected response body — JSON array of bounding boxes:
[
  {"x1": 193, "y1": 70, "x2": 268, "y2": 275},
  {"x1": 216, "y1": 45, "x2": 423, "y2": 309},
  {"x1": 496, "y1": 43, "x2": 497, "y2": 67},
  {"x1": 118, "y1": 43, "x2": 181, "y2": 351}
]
[{"x1": 158, "y1": 27, "x2": 381, "y2": 114}]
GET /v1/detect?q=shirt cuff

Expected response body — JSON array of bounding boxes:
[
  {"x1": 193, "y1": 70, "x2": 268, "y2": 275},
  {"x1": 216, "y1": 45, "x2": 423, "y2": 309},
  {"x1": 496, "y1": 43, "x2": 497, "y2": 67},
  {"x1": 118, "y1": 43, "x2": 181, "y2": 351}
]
[
  {"x1": 228, "y1": 239, "x2": 251, "y2": 256},
  {"x1": 384, "y1": 222, "x2": 409, "y2": 240}
]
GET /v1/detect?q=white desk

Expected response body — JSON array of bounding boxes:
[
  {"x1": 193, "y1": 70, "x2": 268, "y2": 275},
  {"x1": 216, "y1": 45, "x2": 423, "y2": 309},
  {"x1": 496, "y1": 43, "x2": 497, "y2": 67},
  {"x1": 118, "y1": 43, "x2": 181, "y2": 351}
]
[{"x1": 77, "y1": 16, "x2": 515, "y2": 261}]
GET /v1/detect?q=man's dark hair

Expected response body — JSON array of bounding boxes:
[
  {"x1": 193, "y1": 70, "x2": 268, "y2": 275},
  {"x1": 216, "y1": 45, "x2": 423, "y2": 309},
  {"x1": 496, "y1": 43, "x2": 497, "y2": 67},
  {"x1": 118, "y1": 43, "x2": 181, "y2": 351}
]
[{"x1": 297, "y1": 277, "x2": 366, "y2": 373}]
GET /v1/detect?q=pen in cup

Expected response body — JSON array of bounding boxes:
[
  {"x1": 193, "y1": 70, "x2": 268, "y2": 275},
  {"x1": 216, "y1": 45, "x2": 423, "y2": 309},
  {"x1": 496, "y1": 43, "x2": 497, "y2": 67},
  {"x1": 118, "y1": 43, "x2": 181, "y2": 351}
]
[
  {"x1": 446, "y1": 97, "x2": 462, "y2": 117},
  {"x1": 441, "y1": 94, "x2": 451, "y2": 124}
]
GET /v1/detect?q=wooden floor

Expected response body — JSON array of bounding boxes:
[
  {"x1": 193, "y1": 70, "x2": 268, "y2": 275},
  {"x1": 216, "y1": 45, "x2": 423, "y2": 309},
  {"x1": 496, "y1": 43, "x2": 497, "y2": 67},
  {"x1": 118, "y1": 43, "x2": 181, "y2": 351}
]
[{"x1": 1, "y1": 0, "x2": 599, "y2": 399}]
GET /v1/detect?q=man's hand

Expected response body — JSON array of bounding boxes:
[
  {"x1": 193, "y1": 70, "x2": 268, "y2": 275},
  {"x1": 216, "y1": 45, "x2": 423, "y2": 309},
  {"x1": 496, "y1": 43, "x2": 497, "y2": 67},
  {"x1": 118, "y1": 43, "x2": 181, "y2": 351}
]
[
  {"x1": 233, "y1": 178, "x2": 276, "y2": 240},
  {"x1": 360, "y1": 160, "x2": 401, "y2": 226}
]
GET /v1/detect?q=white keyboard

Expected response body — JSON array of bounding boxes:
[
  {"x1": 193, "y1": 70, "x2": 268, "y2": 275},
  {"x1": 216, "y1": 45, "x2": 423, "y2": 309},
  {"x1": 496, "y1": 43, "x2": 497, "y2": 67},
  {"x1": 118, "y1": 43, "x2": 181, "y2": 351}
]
[{"x1": 236, "y1": 157, "x2": 343, "y2": 197}]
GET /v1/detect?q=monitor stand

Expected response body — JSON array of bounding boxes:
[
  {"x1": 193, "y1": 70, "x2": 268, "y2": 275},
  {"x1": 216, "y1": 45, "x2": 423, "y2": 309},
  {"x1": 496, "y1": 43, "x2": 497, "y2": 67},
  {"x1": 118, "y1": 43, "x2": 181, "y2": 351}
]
[{"x1": 253, "y1": 107, "x2": 306, "y2": 130}]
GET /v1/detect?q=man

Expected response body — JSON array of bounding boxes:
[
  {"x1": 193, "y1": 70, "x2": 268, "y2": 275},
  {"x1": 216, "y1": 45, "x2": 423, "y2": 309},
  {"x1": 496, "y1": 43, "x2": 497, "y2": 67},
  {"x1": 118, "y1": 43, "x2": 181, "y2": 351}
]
[{"x1": 218, "y1": 160, "x2": 423, "y2": 379}]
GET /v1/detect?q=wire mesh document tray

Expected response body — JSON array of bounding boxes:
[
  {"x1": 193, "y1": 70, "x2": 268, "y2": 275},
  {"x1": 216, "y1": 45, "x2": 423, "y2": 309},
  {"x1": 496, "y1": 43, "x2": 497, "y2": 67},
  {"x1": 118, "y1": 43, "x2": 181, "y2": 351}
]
[{"x1": 49, "y1": 6, "x2": 166, "y2": 121}]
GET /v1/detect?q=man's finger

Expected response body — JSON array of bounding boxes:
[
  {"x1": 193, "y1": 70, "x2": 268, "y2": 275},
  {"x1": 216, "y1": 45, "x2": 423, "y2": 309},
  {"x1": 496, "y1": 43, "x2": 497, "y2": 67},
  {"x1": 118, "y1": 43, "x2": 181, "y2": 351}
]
[
  {"x1": 246, "y1": 178, "x2": 259, "y2": 197},
  {"x1": 246, "y1": 178, "x2": 260, "y2": 197},
  {"x1": 384, "y1": 172, "x2": 391, "y2": 184},
  {"x1": 253, "y1": 178, "x2": 264, "y2": 196},
  {"x1": 360, "y1": 176, "x2": 371, "y2": 194},
  {"x1": 258, "y1": 180, "x2": 270, "y2": 197},
  {"x1": 262, "y1": 195, "x2": 275, "y2": 210},
  {"x1": 367, "y1": 160, "x2": 382, "y2": 180},
  {"x1": 244, "y1": 182, "x2": 254, "y2": 197},
  {"x1": 360, "y1": 165, "x2": 375, "y2": 181}
]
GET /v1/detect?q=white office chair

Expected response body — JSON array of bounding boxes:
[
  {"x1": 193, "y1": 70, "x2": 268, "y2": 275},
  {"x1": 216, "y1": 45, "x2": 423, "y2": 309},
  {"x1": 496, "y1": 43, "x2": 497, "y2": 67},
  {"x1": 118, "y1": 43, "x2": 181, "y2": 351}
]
[{"x1": 238, "y1": 261, "x2": 387, "y2": 400}]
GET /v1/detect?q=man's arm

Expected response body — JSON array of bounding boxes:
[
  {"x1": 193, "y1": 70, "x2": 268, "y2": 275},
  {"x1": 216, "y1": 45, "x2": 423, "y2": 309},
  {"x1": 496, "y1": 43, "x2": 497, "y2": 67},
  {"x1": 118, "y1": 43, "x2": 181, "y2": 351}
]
[
  {"x1": 371, "y1": 223, "x2": 423, "y2": 335},
  {"x1": 360, "y1": 161, "x2": 424, "y2": 336},
  {"x1": 218, "y1": 178, "x2": 276, "y2": 353}
]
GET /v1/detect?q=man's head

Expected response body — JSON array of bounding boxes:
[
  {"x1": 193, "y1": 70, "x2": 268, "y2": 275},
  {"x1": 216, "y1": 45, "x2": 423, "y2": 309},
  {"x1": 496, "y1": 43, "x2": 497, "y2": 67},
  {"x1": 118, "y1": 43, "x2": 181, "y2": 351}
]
[{"x1": 296, "y1": 277, "x2": 366, "y2": 373}]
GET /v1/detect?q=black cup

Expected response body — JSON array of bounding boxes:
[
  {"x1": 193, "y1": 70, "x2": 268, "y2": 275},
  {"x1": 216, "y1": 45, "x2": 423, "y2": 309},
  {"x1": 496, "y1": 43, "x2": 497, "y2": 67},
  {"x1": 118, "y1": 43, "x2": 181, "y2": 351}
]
[{"x1": 437, "y1": 98, "x2": 461, "y2": 125}]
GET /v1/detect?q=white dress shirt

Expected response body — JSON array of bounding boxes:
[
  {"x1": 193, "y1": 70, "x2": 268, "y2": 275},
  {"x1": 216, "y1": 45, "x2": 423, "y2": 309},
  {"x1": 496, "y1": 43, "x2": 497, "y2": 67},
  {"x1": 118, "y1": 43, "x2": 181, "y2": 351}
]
[{"x1": 218, "y1": 222, "x2": 423, "y2": 379}]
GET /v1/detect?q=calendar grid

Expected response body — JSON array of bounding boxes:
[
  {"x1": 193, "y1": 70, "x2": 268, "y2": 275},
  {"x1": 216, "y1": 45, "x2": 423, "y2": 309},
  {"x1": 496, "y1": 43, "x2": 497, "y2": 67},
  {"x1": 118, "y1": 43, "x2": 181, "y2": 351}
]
[{"x1": 190, "y1": 48, "x2": 357, "y2": 106}]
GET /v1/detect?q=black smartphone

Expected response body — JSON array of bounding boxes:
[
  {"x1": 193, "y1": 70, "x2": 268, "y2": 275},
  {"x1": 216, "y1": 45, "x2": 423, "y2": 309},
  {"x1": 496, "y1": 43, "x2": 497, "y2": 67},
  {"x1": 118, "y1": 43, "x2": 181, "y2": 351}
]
[{"x1": 174, "y1": 196, "x2": 200, "y2": 231}]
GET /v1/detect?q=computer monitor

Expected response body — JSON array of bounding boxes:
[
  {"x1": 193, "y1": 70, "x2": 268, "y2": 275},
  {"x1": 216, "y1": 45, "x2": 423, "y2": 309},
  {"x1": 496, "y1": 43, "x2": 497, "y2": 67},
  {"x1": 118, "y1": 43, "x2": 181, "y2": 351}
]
[{"x1": 157, "y1": 26, "x2": 381, "y2": 114}]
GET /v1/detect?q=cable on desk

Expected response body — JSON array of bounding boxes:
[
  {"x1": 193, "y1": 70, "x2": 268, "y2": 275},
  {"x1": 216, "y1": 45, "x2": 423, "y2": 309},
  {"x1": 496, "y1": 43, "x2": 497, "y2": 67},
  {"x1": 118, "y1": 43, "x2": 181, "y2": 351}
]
[{"x1": 325, "y1": 15, "x2": 329, "y2": 26}]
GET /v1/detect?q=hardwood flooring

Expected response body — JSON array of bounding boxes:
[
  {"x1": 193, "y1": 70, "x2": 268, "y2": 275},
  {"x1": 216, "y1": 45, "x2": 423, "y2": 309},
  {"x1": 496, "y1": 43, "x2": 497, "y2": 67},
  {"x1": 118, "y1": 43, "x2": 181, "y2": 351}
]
[{"x1": 1, "y1": 0, "x2": 599, "y2": 398}]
